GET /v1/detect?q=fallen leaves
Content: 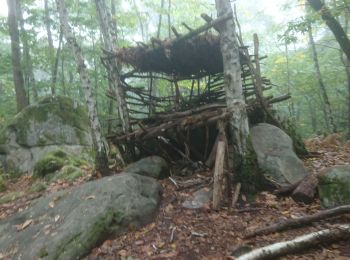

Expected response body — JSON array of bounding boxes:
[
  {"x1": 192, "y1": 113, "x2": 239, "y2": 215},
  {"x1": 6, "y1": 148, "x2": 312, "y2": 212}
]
[{"x1": 16, "y1": 219, "x2": 33, "y2": 231}]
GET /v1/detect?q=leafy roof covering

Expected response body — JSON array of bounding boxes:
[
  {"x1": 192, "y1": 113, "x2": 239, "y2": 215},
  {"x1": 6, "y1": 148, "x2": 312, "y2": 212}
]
[{"x1": 115, "y1": 33, "x2": 248, "y2": 77}]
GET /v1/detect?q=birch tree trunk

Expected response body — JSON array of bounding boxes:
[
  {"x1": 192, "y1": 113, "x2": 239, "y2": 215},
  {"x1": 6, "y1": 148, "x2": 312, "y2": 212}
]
[
  {"x1": 56, "y1": 0, "x2": 110, "y2": 176},
  {"x1": 307, "y1": 22, "x2": 337, "y2": 133},
  {"x1": 7, "y1": 0, "x2": 29, "y2": 112},
  {"x1": 214, "y1": 0, "x2": 249, "y2": 169},
  {"x1": 17, "y1": 0, "x2": 37, "y2": 102},
  {"x1": 94, "y1": 0, "x2": 130, "y2": 134}
]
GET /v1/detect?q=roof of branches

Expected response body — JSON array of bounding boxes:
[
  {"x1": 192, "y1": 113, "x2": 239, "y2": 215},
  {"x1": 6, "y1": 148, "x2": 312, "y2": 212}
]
[{"x1": 115, "y1": 32, "x2": 248, "y2": 78}]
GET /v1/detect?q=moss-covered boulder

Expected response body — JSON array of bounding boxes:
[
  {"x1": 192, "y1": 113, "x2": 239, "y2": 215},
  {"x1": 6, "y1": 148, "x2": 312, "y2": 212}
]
[
  {"x1": 318, "y1": 165, "x2": 350, "y2": 208},
  {"x1": 0, "y1": 96, "x2": 92, "y2": 175},
  {"x1": 0, "y1": 173, "x2": 161, "y2": 259}
]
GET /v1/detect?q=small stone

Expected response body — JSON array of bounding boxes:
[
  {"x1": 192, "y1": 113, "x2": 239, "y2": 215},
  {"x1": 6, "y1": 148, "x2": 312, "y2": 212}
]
[{"x1": 135, "y1": 240, "x2": 144, "y2": 246}]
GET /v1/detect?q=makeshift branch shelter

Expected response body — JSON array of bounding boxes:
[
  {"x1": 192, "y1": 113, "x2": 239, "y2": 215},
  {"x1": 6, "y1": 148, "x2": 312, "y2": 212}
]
[{"x1": 103, "y1": 13, "x2": 290, "y2": 166}]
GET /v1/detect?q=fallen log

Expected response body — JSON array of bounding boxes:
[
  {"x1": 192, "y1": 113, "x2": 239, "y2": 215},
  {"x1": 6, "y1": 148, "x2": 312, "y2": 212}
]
[
  {"x1": 246, "y1": 204, "x2": 350, "y2": 238},
  {"x1": 291, "y1": 174, "x2": 318, "y2": 204},
  {"x1": 237, "y1": 224, "x2": 350, "y2": 260}
]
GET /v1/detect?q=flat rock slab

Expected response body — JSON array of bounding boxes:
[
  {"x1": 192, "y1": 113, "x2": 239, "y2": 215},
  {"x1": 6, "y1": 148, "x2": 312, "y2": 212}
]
[
  {"x1": 182, "y1": 188, "x2": 212, "y2": 209},
  {"x1": 318, "y1": 165, "x2": 350, "y2": 208},
  {"x1": 251, "y1": 123, "x2": 308, "y2": 186},
  {"x1": 0, "y1": 173, "x2": 161, "y2": 259},
  {"x1": 125, "y1": 156, "x2": 169, "y2": 179}
]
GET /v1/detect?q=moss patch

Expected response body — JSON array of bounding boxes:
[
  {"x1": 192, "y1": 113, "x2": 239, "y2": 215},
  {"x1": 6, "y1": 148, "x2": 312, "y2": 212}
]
[
  {"x1": 0, "y1": 175, "x2": 6, "y2": 192},
  {"x1": 33, "y1": 152, "x2": 66, "y2": 178},
  {"x1": 237, "y1": 135, "x2": 265, "y2": 193},
  {"x1": 49, "y1": 166, "x2": 84, "y2": 183},
  {"x1": 29, "y1": 182, "x2": 47, "y2": 193},
  {"x1": 33, "y1": 149, "x2": 88, "y2": 180},
  {"x1": 0, "y1": 191, "x2": 25, "y2": 204}
]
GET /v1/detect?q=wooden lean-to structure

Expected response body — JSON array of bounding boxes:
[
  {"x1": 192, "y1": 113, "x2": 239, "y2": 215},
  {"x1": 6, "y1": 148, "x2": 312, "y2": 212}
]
[{"x1": 103, "y1": 12, "x2": 290, "y2": 167}]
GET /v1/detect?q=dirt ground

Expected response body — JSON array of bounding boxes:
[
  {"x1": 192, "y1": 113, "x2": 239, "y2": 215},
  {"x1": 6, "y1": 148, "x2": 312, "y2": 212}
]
[{"x1": 1, "y1": 137, "x2": 350, "y2": 259}]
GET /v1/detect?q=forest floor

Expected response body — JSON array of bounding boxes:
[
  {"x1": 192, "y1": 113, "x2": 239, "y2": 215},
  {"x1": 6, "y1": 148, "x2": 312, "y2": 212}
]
[{"x1": 1, "y1": 136, "x2": 350, "y2": 259}]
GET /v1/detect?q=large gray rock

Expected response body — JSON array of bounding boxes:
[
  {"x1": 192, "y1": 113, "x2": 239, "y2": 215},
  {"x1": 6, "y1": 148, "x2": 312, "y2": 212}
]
[
  {"x1": 125, "y1": 156, "x2": 169, "y2": 179},
  {"x1": 0, "y1": 96, "x2": 92, "y2": 174},
  {"x1": 251, "y1": 123, "x2": 308, "y2": 186},
  {"x1": 318, "y1": 165, "x2": 350, "y2": 208},
  {"x1": 0, "y1": 173, "x2": 161, "y2": 259}
]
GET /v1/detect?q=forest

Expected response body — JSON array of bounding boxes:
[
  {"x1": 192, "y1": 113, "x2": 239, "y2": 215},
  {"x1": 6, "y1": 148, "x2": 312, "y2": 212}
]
[{"x1": 0, "y1": 0, "x2": 350, "y2": 259}]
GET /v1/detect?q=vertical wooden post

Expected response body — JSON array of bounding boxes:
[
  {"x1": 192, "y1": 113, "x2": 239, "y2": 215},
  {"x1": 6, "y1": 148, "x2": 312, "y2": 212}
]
[{"x1": 213, "y1": 140, "x2": 226, "y2": 210}]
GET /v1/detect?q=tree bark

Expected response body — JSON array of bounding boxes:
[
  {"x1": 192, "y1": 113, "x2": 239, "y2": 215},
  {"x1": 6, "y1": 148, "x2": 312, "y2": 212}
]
[
  {"x1": 308, "y1": 22, "x2": 337, "y2": 133},
  {"x1": 339, "y1": 11, "x2": 350, "y2": 139},
  {"x1": 291, "y1": 174, "x2": 318, "y2": 204},
  {"x1": 307, "y1": 0, "x2": 350, "y2": 61},
  {"x1": 157, "y1": 0, "x2": 165, "y2": 38},
  {"x1": 94, "y1": 0, "x2": 131, "y2": 135},
  {"x1": 7, "y1": 0, "x2": 29, "y2": 112},
  {"x1": 17, "y1": 0, "x2": 37, "y2": 102},
  {"x1": 238, "y1": 224, "x2": 350, "y2": 260},
  {"x1": 44, "y1": 0, "x2": 56, "y2": 95},
  {"x1": 213, "y1": 140, "x2": 226, "y2": 210},
  {"x1": 52, "y1": 29, "x2": 64, "y2": 92},
  {"x1": 246, "y1": 205, "x2": 350, "y2": 238},
  {"x1": 215, "y1": 0, "x2": 249, "y2": 170},
  {"x1": 56, "y1": 0, "x2": 110, "y2": 176},
  {"x1": 132, "y1": 0, "x2": 145, "y2": 41}
]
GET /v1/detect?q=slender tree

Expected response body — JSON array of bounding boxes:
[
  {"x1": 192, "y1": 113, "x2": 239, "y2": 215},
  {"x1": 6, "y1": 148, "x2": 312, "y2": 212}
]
[
  {"x1": 17, "y1": 0, "x2": 37, "y2": 102},
  {"x1": 55, "y1": 0, "x2": 110, "y2": 176},
  {"x1": 214, "y1": 0, "x2": 249, "y2": 168},
  {"x1": 7, "y1": 0, "x2": 29, "y2": 112},
  {"x1": 307, "y1": 0, "x2": 350, "y2": 61},
  {"x1": 157, "y1": 0, "x2": 165, "y2": 38},
  {"x1": 307, "y1": 21, "x2": 337, "y2": 133},
  {"x1": 94, "y1": 0, "x2": 131, "y2": 134},
  {"x1": 44, "y1": 0, "x2": 56, "y2": 95}
]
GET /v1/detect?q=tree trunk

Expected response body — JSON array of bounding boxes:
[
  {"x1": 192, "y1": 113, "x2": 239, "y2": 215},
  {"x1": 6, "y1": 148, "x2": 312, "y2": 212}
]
[
  {"x1": 291, "y1": 174, "x2": 318, "y2": 204},
  {"x1": 7, "y1": 0, "x2": 29, "y2": 112},
  {"x1": 308, "y1": 0, "x2": 350, "y2": 61},
  {"x1": 52, "y1": 29, "x2": 64, "y2": 92},
  {"x1": 44, "y1": 0, "x2": 56, "y2": 95},
  {"x1": 212, "y1": 140, "x2": 226, "y2": 210},
  {"x1": 157, "y1": 0, "x2": 165, "y2": 38},
  {"x1": 339, "y1": 12, "x2": 350, "y2": 139},
  {"x1": 94, "y1": 0, "x2": 131, "y2": 135},
  {"x1": 239, "y1": 225, "x2": 350, "y2": 260},
  {"x1": 215, "y1": 0, "x2": 249, "y2": 169},
  {"x1": 132, "y1": 0, "x2": 145, "y2": 41},
  {"x1": 17, "y1": 0, "x2": 37, "y2": 102},
  {"x1": 55, "y1": 0, "x2": 110, "y2": 176},
  {"x1": 308, "y1": 22, "x2": 337, "y2": 133}
]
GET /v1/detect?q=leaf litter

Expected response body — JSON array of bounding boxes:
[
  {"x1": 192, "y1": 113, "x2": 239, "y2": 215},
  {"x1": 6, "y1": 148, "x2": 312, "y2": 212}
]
[{"x1": 0, "y1": 136, "x2": 349, "y2": 259}]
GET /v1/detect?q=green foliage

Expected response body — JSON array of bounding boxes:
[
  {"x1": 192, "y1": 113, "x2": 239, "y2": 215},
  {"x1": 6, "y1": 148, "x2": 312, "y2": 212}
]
[
  {"x1": 29, "y1": 182, "x2": 47, "y2": 193},
  {"x1": 0, "y1": 175, "x2": 6, "y2": 192},
  {"x1": 49, "y1": 166, "x2": 84, "y2": 183},
  {"x1": 33, "y1": 151, "x2": 66, "y2": 178},
  {"x1": 237, "y1": 136, "x2": 265, "y2": 193},
  {"x1": 33, "y1": 149, "x2": 87, "y2": 180},
  {"x1": 0, "y1": 191, "x2": 25, "y2": 204}
]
